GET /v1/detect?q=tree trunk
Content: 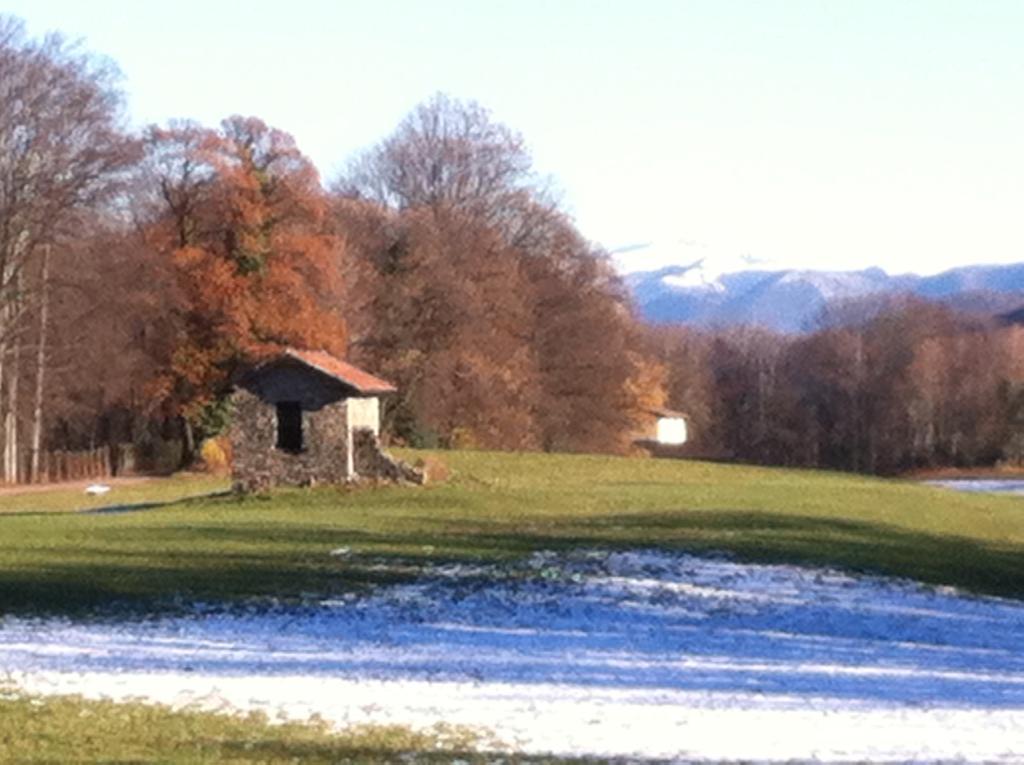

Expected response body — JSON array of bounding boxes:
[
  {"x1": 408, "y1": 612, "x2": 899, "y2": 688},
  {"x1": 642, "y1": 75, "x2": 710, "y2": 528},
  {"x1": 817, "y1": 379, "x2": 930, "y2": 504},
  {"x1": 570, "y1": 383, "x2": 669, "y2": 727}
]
[
  {"x1": 5, "y1": 335, "x2": 20, "y2": 483},
  {"x1": 180, "y1": 416, "x2": 195, "y2": 471},
  {"x1": 0, "y1": 266, "x2": 7, "y2": 484},
  {"x1": 0, "y1": 338, "x2": 6, "y2": 484},
  {"x1": 30, "y1": 246, "x2": 50, "y2": 482}
]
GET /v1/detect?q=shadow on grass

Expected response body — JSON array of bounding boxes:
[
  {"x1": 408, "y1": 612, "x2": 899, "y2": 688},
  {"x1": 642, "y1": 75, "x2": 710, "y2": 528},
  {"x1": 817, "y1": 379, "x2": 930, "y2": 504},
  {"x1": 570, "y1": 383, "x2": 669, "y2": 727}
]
[
  {"x1": 450, "y1": 510, "x2": 1024, "y2": 599},
  {"x1": 1, "y1": 506, "x2": 1022, "y2": 616},
  {"x1": 0, "y1": 490, "x2": 232, "y2": 519},
  {"x1": 186, "y1": 508, "x2": 1024, "y2": 598},
  {"x1": 185, "y1": 508, "x2": 1024, "y2": 597},
  {"x1": 82, "y1": 491, "x2": 234, "y2": 515}
]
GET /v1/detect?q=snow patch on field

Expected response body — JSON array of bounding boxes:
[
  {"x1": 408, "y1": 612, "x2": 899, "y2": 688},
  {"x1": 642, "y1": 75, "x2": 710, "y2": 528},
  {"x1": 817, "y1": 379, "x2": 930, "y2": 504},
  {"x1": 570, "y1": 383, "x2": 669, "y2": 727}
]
[
  {"x1": 928, "y1": 478, "x2": 1024, "y2": 496},
  {"x1": 3, "y1": 550, "x2": 1024, "y2": 762}
]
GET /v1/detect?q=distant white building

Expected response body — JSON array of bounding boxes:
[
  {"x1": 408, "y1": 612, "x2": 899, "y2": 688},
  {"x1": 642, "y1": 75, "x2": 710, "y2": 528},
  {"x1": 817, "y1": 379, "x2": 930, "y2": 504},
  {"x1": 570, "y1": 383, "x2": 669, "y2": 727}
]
[
  {"x1": 651, "y1": 408, "x2": 688, "y2": 445},
  {"x1": 634, "y1": 407, "x2": 690, "y2": 456}
]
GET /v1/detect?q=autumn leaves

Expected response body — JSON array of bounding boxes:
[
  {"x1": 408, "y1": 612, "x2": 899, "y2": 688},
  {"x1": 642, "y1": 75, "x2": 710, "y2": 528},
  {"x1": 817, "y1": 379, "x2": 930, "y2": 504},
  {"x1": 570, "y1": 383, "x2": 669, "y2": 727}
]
[
  {"x1": 1, "y1": 13, "x2": 666, "y2": 467},
  {"x1": 142, "y1": 118, "x2": 347, "y2": 434}
]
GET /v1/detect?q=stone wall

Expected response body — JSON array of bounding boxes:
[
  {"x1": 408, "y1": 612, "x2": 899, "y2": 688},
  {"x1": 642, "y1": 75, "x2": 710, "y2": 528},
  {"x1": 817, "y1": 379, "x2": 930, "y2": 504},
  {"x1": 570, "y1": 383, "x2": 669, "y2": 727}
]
[
  {"x1": 229, "y1": 388, "x2": 350, "y2": 492},
  {"x1": 353, "y1": 429, "x2": 425, "y2": 484}
]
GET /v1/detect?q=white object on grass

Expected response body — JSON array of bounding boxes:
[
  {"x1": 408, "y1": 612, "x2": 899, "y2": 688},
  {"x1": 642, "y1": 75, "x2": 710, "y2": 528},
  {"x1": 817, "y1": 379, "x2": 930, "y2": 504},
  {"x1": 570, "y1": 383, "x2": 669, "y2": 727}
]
[{"x1": 84, "y1": 484, "x2": 111, "y2": 496}]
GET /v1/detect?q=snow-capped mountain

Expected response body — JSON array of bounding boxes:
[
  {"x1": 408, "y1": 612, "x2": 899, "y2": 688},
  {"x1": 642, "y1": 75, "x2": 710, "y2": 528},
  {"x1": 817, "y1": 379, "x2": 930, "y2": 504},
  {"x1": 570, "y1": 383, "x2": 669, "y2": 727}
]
[{"x1": 626, "y1": 261, "x2": 1024, "y2": 332}]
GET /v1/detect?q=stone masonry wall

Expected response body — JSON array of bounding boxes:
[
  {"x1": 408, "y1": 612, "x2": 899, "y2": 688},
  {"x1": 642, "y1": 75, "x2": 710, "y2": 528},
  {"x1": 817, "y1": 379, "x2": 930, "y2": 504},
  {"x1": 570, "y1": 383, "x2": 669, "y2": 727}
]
[
  {"x1": 353, "y1": 429, "x2": 425, "y2": 484},
  {"x1": 229, "y1": 388, "x2": 350, "y2": 492}
]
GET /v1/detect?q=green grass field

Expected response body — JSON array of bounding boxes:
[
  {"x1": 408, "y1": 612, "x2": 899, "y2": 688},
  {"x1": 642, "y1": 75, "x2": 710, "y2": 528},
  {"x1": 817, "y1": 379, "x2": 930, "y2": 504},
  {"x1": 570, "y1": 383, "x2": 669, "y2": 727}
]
[
  {"x1": 2, "y1": 452, "x2": 1024, "y2": 762},
  {"x1": 0, "y1": 690, "x2": 538, "y2": 764},
  {"x1": 1, "y1": 450, "x2": 1023, "y2": 615}
]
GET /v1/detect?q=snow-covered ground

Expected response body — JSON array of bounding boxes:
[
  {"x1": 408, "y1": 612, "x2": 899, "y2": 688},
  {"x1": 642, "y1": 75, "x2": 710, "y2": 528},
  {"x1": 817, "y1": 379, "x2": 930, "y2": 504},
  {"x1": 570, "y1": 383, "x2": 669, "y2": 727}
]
[{"x1": 3, "y1": 550, "x2": 1024, "y2": 762}]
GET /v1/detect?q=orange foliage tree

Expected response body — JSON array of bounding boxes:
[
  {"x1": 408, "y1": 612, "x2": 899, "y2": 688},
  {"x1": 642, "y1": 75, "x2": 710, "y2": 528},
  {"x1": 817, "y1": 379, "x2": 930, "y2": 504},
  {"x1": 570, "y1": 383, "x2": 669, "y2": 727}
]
[{"x1": 143, "y1": 117, "x2": 346, "y2": 446}]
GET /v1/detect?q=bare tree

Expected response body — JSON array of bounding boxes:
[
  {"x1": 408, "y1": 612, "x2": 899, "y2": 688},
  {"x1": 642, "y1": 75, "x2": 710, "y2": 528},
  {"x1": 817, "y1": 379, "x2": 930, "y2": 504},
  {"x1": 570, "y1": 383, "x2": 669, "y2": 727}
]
[
  {"x1": 28, "y1": 244, "x2": 49, "y2": 481},
  {"x1": 340, "y1": 93, "x2": 554, "y2": 236},
  {"x1": 0, "y1": 16, "x2": 136, "y2": 481},
  {"x1": 336, "y1": 96, "x2": 663, "y2": 454}
]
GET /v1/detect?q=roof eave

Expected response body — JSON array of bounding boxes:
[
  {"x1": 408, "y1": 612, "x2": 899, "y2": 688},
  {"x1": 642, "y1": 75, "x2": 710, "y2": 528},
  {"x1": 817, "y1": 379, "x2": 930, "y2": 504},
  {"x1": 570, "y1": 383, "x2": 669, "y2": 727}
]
[{"x1": 282, "y1": 349, "x2": 397, "y2": 395}]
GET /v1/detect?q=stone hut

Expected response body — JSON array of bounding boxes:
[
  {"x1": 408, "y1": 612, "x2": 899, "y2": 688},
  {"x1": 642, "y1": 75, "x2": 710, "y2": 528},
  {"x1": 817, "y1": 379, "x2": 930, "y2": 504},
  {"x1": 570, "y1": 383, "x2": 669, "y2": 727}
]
[{"x1": 229, "y1": 348, "x2": 421, "y2": 492}]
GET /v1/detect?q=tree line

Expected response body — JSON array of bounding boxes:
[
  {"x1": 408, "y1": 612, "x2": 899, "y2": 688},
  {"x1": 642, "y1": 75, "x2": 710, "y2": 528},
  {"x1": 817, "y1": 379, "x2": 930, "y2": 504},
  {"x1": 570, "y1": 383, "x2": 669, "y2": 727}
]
[
  {"x1": 2, "y1": 16, "x2": 1021, "y2": 480},
  {"x1": 655, "y1": 298, "x2": 1024, "y2": 474},
  {"x1": 0, "y1": 17, "x2": 663, "y2": 479}
]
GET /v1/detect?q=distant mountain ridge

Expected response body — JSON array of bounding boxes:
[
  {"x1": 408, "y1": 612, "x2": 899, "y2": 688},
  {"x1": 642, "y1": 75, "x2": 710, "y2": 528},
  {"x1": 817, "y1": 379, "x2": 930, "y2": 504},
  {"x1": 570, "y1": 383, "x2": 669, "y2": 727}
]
[{"x1": 627, "y1": 261, "x2": 1024, "y2": 332}]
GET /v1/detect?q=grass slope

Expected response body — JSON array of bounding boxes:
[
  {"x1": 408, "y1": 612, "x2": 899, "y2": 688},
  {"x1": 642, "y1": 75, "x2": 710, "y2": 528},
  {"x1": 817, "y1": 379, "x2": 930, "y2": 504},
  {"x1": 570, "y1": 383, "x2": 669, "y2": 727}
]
[
  {"x1": 0, "y1": 451, "x2": 1023, "y2": 614},
  {"x1": 0, "y1": 691, "x2": 520, "y2": 764}
]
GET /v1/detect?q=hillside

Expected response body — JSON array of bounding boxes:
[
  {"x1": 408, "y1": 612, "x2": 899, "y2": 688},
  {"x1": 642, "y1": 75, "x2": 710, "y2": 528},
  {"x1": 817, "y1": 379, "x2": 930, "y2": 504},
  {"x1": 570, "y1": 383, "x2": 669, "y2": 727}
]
[{"x1": 1, "y1": 451, "x2": 1023, "y2": 615}]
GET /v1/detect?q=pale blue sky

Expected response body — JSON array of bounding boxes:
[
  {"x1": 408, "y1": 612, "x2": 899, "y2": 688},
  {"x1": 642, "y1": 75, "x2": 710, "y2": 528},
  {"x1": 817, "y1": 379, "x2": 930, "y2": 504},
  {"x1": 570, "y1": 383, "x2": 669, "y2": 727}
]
[{"x1": 6, "y1": 0, "x2": 1023, "y2": 276}]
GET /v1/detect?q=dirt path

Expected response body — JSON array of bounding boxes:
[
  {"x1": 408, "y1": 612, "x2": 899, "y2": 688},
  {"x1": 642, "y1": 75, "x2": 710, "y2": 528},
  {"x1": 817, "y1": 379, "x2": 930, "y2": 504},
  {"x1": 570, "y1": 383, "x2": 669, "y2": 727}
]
[{"x1": 0, "y1": 475, "x2": 155, "y2": 497}]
